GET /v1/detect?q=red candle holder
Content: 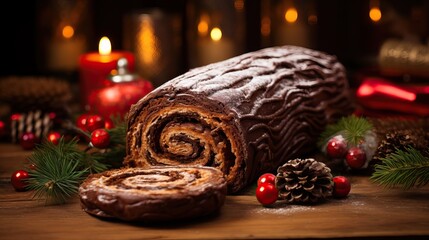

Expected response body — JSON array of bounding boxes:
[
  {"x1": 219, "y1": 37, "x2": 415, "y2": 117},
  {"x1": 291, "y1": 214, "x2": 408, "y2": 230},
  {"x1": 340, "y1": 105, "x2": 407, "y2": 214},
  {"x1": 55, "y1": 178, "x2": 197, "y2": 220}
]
[{"x1": 88, "y1": 58, "x2": 154, "y2": 120}]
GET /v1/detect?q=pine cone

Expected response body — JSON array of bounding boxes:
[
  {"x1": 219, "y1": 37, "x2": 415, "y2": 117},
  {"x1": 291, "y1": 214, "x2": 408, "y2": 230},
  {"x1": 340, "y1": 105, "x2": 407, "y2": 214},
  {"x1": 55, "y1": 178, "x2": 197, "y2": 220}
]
[
  {"x1": 372, "y1": 129, "x2": 429, "y2": 161},
  {"x1": 0, "y1": 76, "x2": 72, "y2": 112},
  {"x1": 276, "y1": 158, "x2": 333, "y2": 204},
  {"x1": 370, "y1": 118, "x2": 429, "y2": 169}
]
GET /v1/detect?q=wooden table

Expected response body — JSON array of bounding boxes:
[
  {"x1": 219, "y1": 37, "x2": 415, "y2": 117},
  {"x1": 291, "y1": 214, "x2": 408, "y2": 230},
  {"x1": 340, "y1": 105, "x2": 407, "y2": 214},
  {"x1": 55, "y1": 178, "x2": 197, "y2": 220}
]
[{"x1": 1, "y1": 143, "x2": 429, "y2": 239}]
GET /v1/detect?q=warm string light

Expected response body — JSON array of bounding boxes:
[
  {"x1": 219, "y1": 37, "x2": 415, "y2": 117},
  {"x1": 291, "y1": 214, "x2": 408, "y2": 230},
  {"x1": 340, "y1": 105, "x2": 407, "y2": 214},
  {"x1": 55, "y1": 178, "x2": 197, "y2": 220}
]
[
  {"x1": 234, "y1": 0, "x2": 244, "y2": 11},
  {"x1": 198, "y1": 14, "x2": 210, "y2": 37},
  {"x1": 261, "y1": 17, "x2": 271, "y2": 36},
  {"x1": 369, "y1": 0, "x2": 382, "y2": 22},
  {"x1": 210, "y1": 27, "x2": 222, "y2": 41},
  {"x1": 308, "y1": 15, "x2": 318, "y2": 25},
  {"x1": 284, "y1": 7, "x2": 298, "y2": 23},
  {"x1": 369, "y1": 7, "x2": 382, "y2": 22},
  {"x1": 62, "y1": 25, "x2": 74, "y2": 39}
]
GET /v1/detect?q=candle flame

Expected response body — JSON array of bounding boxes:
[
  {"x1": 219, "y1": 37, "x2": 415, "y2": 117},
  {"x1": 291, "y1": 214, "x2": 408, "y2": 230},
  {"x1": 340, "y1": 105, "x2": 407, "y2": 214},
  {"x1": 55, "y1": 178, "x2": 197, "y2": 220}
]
[
  {"x1": 99, "y1": 36, "x2": 112, "y2": 55},
  {"x1": 210, "y1": 27, "x2": 222, "y2": 41},
  {"x1": 62, "y1": 25, "x2": 74, "y2": 39},
  {"x1": 285, "y1": 8, "x2": 298, "y2": 23}
]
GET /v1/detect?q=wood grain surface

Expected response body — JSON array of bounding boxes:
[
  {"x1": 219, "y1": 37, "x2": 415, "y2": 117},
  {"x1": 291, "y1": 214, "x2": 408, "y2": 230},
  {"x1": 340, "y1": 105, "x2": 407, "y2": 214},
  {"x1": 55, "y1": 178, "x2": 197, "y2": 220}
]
[{"x1": 1, "y1": 143, "x2": 429, "y2": 240}]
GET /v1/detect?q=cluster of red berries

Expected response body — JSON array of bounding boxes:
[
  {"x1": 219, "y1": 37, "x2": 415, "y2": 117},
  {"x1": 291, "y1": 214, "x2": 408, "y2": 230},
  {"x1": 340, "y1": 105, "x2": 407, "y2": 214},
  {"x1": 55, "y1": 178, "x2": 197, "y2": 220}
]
[
  {"x1": 326, "y1": 135, "x2": 367, "y2": 169},
  {"x1": 255, "y1": 173, "x2": 351, "y2": 206},
  {"x1": 19, "y1": 131, "x2": 63, "y2": 150},
  {"x1": 75, "y1": 113, "x2": 113, "y2": 149}
]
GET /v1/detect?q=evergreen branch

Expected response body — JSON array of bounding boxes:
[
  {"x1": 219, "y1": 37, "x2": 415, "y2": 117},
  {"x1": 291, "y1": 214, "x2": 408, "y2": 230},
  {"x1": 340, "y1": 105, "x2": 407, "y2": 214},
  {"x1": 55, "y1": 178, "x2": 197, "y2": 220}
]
[
  {"x1": 80, "y1": 152, "x2": 109, "y2": 174},
  {"x1": 92, "y1": 145, "x2": 126, "y2": 169},
  {"x1": 370, "y1": 147, "x2": 429, "y2": 189},
  {"x1": 26, "y1": 137, "x2": 89, "y2": 204},
  {"x1": 107, "y1": 118, "x2": 127, "y2": 146},
  {"x1": 318, "y1": 115, "x2": 373, "y2": 149},
  {"x1": 25, "y1": 117, "x2": 127, "y2": 205},
  {"x1": 91, "y1": 116, "x2": 127, "y2": 169}
]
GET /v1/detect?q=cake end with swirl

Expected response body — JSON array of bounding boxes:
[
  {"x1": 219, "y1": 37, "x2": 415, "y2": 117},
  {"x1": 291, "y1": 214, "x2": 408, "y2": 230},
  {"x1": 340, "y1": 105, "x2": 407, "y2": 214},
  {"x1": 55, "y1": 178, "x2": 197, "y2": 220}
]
[{"x1": 79, "y1": 166, "x2": 227, "y2": 222}]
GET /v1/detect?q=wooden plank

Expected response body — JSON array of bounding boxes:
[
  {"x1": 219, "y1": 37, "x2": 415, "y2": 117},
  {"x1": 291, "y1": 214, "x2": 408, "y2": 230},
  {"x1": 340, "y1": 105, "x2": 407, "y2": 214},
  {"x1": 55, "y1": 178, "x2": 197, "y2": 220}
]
[
  {"x1": 0, "y1": 143, "x2": 31, "y2": 180},
  {"x1": 1, "y1": 143, "x2": 429, "y2": 239}
]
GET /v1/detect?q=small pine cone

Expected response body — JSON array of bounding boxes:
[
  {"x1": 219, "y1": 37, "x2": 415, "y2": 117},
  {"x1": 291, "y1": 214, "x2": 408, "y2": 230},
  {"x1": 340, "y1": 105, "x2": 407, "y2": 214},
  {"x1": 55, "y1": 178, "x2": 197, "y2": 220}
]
[
  {"x1": 276, "y1": 158, "x2": 333, "y2": 204},
  {"x1": 368, "y1": 118, "x2": 429, "y2": 172},
  {"x1": 372, "y1": 129, "x2": 429, "y2": 162}
]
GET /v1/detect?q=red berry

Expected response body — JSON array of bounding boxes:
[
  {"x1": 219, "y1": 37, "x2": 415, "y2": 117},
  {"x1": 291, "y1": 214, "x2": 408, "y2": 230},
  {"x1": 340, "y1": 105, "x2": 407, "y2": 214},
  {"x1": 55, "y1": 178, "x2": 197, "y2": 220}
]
[
  {"x1": 104, "y1": 118, "x2": 115, "y2": 130},
  {"x1": 10, "y1": 113, "x2": 22, "y2": 121},
  {"x1": 257, "y1": 173, "x2": 276, "y2": 187},
  {"x1": 11, "y1": 170, "x2": 29, "y2": 191},
  {"x1": 326, "y1": 136, "x2": 348, "y2": 159},
  {"x1": 47, "y1": 131, "x2": 61, "y2": 145},
  {"x1": 256, "y1": 183, "x2": 278, "y2": 206},
  {"x1": 90, "y1": 129, "x2": 110, "y2": 149},
  {"x1": 86, "y1": 115, "x2": 105, "y2": 133},
  {"x1": 346, "y1": 147, "x2": 366, "y2": 169},
  {"x1": 48, "y1": 112, "x2": 57, "y2": 120},
  {"x1": 29, "y1": 163, "x2": 37, "y2": 170},
  {"x1": 333, "y1": 176, "x2": 351, "y2": 198},
  {"x1": 0, "y1": 120, "x2": 6, "y2": 137},
  {"x1": 20, "y1": 132, "x2": 38, "y2": 150},
  {"x1": 76, "y1": 113, "x2": 90, "y2": 131}
]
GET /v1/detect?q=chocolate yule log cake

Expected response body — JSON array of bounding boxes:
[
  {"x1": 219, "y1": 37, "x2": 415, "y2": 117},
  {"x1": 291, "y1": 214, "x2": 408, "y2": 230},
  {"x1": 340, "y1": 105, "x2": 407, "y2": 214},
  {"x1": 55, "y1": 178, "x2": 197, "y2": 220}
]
[
  {"x1": 125, "y1": 45, "x2": 353, "y2": 193},
  {"x1": 79, "y1": 166, "x2": 227, "y2": 221}
]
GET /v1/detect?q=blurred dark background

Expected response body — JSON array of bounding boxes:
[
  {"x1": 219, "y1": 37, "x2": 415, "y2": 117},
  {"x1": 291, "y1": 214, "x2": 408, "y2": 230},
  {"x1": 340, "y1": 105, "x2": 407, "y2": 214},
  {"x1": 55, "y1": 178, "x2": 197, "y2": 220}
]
[
  {"x1": 0, "y1": 0, "x2": 428, "y2": 142},
  {"x1": 1, "y1": 0, "x2": 428, "y2": 81}
]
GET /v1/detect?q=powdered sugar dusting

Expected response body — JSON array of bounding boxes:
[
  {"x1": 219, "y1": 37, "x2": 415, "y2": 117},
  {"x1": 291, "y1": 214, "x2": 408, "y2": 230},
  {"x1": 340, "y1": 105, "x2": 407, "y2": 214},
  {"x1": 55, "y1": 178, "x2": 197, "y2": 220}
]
[{"x1": 254, "y1": 203, "x2": 315, "y2": 215}]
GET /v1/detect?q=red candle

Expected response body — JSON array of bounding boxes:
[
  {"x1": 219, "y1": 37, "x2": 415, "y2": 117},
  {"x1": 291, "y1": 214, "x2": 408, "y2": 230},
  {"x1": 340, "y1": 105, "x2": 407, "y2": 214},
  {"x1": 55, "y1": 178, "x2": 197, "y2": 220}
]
[{"x1": 79, "y1": 36, "x2": 135, "y2": 109}]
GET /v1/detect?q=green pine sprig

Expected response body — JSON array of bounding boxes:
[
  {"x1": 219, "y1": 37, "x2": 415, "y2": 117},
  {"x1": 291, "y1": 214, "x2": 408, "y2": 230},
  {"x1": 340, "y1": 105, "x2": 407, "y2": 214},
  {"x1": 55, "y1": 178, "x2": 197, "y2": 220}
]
[
  {"x1": 370, "y1": 147, "x2": 429, "y2": 189},
  {"x1": 27, "y1": 137, "x2": 89, "y2": 205},
  {"x1": 26, "y1": 117, "x2": 128, "y2": 204},
  {"x1": 318, "y1": 115, "x2": 374, "y2": 149},
  {"x1": 91, "y1": 120, "x2": 128, "y2": 169}
]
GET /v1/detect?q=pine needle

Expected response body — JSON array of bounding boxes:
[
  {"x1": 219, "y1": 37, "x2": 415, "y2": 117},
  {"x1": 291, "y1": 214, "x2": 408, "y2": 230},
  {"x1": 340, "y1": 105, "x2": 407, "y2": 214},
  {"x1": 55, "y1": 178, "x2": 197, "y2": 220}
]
[
  {"x1": 318, "y1": 115, "x2": 373, "y2": 148},
  {"x1": 370, "y1": 147, "x2": 429, "y2": 189},
  {"x1": 107, "y1": 118, "x2": 127, "y2": 146},
  {"x1": 27, "y1": 137, "x2": 88, "y2": 205},
  {"x1": 98, "y1": 118, "x2": 127, "y2": 168}
]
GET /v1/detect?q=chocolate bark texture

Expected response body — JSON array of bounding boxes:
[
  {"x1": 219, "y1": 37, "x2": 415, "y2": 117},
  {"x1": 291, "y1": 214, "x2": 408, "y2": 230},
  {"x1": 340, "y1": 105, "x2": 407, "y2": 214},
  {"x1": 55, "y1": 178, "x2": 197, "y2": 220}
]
[
  {"x1": 79, "y1": 166, "x2": 227, "y2": 222},
  {"x1": 125, "y1": 45, "x2": 354, "y2": 193}
]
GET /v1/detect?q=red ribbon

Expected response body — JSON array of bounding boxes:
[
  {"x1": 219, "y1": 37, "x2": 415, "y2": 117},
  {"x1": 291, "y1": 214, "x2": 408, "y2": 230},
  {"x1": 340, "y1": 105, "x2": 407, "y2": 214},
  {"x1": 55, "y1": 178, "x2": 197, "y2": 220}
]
[{"x1": 356, "y1": 77, "x2": 429, "y2": 117}]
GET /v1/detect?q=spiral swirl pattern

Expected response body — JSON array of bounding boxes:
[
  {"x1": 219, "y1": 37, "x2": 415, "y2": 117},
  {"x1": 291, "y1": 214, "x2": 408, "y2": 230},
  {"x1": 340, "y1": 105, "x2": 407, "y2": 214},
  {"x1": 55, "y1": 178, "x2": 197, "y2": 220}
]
[{"x1": 79, "y1": 166, "x2": 227, "y2": 221}]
